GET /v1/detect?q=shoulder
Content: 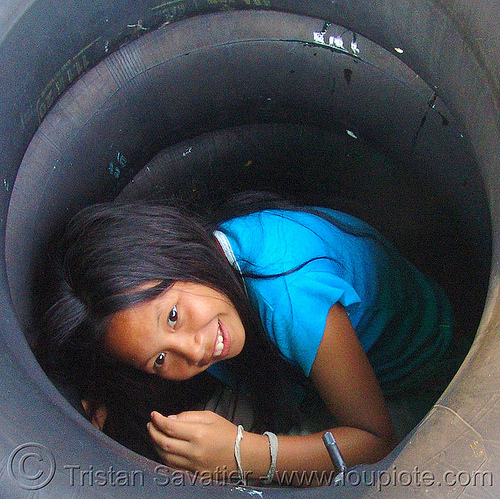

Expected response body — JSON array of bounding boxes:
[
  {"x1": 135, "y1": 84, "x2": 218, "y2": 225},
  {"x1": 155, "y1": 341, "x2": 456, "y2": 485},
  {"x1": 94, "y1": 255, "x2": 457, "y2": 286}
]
[
  {"x1": 243, "y1": 264, "x2": 361, "y2": 377},
  {"x1": 219, "y1": 207, "x2": 374, "y2": 244},
  {"x1": 218, "y1": 209, "x2": 342, "y2": 269}
]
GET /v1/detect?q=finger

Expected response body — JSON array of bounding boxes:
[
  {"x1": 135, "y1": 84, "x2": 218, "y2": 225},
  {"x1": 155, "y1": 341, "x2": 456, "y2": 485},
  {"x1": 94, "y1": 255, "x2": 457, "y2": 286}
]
[
  {"x1": 150, "y1": 414, "x2": 208, "y2": 445},
  {"x1": 169, "y1": 410, "x2": 215, "y2": 423},
  {"x1": 81, "y1": 400, "x2": 107, "y2": 430},
  {"x1": 152, "y1": 410, "x2": 212, "y2": 424},
  {"x1": 147, "y1": 421, "x2": 191, "y2": 455},
  {"x1": 147, "y1": 423, "x2": 200, "y2": 473},
  {"x1": 150, "y1": 411, "x2": 211, "y2": 440},
  {"x1": 92, "y1": 405, "x2": 107, "y2": 430},
  {"x1": 150, "y1": 412, "x2": 187, "y2": 439},
  {"x1": 81, "y1": 399, "x2": 91, "y2": 415}
]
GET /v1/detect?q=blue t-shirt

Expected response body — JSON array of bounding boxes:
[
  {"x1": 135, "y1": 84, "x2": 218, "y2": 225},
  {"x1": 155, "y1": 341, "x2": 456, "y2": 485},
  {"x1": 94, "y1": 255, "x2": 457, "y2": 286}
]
[{"x1": 211, "y1": 208, "x2": 453, "y2": 389}]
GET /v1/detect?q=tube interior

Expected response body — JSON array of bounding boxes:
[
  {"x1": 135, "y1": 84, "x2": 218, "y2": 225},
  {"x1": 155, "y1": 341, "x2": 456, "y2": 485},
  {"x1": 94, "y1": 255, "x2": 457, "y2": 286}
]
[
  {"x1": 2, "y1": 8, "x2": 492, "y2": 469},
  {"x1": 0, "y1": 3, "x2": 498, "y2": 495},
  {"x1": 6, "y1": 12, "x2": 490, "y2": 342}
]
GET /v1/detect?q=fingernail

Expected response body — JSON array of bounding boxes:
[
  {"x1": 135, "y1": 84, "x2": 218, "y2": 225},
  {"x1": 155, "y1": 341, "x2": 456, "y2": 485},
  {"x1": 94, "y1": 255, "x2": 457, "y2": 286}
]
[{"x1": 168, "y1": 415, "x2": 177, "y2": 420}]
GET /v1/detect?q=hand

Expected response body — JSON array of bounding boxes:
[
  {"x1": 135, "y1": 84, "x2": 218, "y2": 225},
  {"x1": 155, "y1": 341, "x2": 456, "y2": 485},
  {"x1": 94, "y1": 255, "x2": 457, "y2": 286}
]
[{"x1": 147, "y1": 410, "x2": 239, "y2": 475}]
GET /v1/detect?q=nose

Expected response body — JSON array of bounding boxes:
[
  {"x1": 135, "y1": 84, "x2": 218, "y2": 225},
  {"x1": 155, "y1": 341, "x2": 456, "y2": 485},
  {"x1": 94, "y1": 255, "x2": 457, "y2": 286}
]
[{"x1": 170, "y1": 328, "x2": 209, "y2": 366}]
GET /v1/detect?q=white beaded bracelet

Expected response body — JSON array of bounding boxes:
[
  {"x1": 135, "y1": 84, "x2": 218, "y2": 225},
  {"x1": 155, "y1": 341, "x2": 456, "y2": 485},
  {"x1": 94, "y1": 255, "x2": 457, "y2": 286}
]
[
  {"x1": 262, "y1": 431, "x2": 278, "y2": 484},
  {"x1": 234, "y1": 425, "x2": 245, "y2": 484}
]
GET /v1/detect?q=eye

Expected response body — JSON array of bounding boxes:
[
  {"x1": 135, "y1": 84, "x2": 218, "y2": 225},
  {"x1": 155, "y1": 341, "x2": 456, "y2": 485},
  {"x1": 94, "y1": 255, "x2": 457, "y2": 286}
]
[
  {"x1": 168, "y1": 305, "x2": 178, "y2": 328},
  {"x1": 154, "y1": 352, "x2": 166, "y2": 368}
]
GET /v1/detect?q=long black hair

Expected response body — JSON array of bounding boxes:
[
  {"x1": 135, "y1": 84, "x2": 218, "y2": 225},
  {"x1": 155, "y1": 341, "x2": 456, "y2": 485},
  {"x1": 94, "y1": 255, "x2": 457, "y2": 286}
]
[{"x1": 35, "y1": 195, "x2": 308, "y2": 459}]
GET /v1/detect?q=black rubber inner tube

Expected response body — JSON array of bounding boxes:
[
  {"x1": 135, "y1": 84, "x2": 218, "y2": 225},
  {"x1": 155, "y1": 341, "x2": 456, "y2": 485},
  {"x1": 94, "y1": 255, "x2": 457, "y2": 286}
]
[{"x1": 0, "y1": 1, "x2": 498, "y2": 497}]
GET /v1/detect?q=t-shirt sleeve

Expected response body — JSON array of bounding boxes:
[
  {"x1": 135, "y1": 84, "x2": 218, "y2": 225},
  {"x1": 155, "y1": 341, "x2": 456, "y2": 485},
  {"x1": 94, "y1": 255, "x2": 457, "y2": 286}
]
[{"x1": 268, "y1": 269, "x2": 361, "y2": 377}]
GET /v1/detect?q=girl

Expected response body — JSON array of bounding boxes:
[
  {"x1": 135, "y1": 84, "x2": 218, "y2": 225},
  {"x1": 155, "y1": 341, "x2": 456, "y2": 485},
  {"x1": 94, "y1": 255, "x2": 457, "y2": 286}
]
[{"x1": 35, "y1": 192, "x2": 465, "y2": 486}]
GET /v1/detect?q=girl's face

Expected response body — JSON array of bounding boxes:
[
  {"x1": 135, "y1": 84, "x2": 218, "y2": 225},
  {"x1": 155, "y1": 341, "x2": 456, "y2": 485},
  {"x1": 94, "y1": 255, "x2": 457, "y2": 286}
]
[{"x1": 104, "y1": 281, "x2": 246, "y2": 381}]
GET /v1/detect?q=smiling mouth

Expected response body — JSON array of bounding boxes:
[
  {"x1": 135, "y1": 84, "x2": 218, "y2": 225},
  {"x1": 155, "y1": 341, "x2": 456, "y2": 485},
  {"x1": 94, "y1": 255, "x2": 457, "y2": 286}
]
[
  {"x1": 213, "y1": 321, "x2": 225, "y2": 358},
  {"x1": 211, "y1": 319, "x2": 231, "y2": 361}
]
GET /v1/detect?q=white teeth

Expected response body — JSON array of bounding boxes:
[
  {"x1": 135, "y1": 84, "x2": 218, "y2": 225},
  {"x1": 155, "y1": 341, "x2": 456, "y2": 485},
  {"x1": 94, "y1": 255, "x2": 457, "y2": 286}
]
[{"x1": 214, "y1": 325, "x2": 224, "y2": 357}]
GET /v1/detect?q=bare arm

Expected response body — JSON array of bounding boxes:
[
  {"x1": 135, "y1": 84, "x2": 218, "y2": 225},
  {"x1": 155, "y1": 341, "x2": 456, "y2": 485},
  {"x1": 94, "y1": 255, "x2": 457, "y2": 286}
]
[
  {"x1": 149, "y1": 302, "x2": 397, "y2": 486},
  {"x1": 240, "y1": 302, "x2": 397, "y2": 484}
]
